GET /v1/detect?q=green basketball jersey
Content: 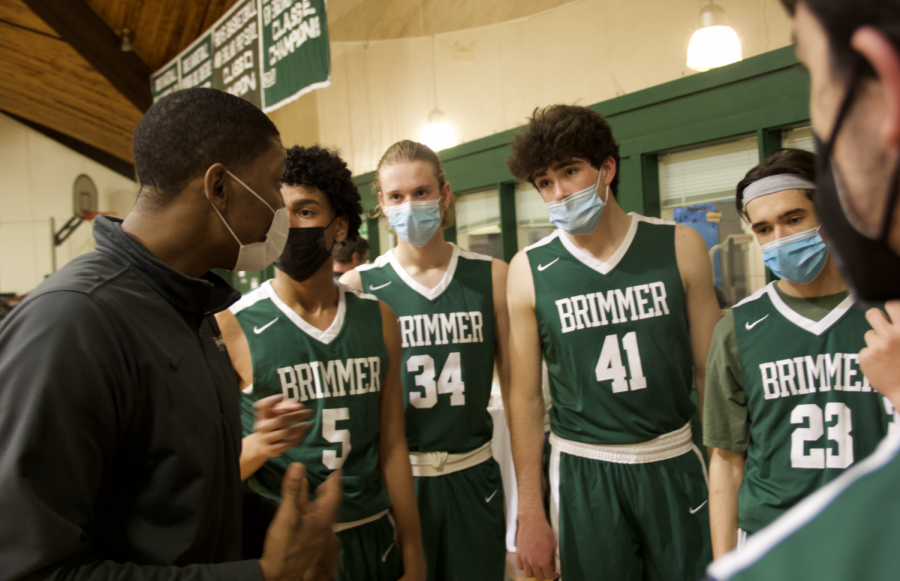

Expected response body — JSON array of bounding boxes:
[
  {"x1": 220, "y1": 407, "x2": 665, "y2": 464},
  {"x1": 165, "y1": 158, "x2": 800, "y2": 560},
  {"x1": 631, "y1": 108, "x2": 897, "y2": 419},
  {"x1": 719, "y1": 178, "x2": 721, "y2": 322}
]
[
  {"x1": 732, "y1": 282, "x2": 893, "y2": 534},
  {"x1": 526, "y1": 215, "x2": 695, "y2": 445},
  {"x1": 231, "y1": 281, "x2": 391, "y2": 524},
  {"x1": 357, "y1": 245, "x2": 496, "y2": 453},
  {"x1": 708, "y1": 432, "x2": 900, "y2": 581}
]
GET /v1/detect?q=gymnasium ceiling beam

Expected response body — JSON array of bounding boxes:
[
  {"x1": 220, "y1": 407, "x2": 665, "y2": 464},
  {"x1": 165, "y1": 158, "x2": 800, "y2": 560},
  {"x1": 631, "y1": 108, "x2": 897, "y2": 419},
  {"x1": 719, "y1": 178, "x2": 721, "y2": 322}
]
[{"x1": 21, "y1": 0, "x2": 153, "y2": 112}]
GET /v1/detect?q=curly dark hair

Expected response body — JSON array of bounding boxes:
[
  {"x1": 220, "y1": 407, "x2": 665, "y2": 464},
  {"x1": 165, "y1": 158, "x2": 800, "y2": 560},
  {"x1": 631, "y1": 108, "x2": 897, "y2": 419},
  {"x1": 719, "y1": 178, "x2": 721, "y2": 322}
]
[
  {"x1": 736, "y1": 148, "x2": 816, "y2": 222},
  {"x1": 283, "y1": 146, "x2": 363, "y2": 240},
  {"x1": 134, "y1": 88, "x2": 280, "y2": 207},
  {"x1": 506, "y1": 105, "x2": 621, "y2": 196}
]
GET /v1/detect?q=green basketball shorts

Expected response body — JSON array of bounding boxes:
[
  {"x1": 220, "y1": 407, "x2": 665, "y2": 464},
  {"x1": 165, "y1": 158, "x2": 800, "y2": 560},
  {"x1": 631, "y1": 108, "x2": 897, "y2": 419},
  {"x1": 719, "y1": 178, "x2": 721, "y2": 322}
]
[
  {"x1": 336, "y1": 512, "x2": 404, "y2": 581},
  {"x1": 549, "y1": 444, "x2": 712, "y2": 581},
  {"x1": 414, "y1": 457, "x2": 506, "y2": 581}
]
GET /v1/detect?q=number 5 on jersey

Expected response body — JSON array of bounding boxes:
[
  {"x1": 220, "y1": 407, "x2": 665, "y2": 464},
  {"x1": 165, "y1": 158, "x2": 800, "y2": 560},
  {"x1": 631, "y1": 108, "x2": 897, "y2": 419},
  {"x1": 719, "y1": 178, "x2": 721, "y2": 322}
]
[
  {"x1": 596, "y1": 331, "x2": 647, "y2": 393},
  {"x1": 407, "y1": 352, "x2": 466, "y2": 408},
  {"x1": 323, "y1": 408, "x2": 351, "y2": 469}
]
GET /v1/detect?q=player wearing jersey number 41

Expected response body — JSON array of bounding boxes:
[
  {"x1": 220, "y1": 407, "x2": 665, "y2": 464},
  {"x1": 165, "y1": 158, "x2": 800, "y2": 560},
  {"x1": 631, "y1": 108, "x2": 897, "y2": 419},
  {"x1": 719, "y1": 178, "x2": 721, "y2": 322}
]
[
  {"x1": 216, "y1": 146, "x2": 425, "y2": 581},
  {"x1": 505, "y1": 105, "x2": 721, "y2": 581},
  {"x1": 341, "y1": 140, "x2": 511, "y2": 581},
  {"x1": 703, "y1": 148, "x2": 896, "y2": 561}
]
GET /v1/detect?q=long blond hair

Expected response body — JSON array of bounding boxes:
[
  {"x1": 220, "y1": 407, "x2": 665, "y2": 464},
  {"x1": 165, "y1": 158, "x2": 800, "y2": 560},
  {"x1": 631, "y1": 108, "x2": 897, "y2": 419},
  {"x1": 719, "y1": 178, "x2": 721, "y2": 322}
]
[{"x1": 371, "y1": 140, "x2": 457, "y2": 229}]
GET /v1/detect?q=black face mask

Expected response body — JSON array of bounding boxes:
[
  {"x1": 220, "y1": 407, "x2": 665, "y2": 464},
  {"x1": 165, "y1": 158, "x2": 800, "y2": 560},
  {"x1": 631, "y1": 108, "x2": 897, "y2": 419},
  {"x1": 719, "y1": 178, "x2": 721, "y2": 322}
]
[
  {"x1": 274, "y1": 219, "x2": 336, "y2": 282},
  {"x1": 813, "y1": 65, "x2": 900, "y2": 303}
]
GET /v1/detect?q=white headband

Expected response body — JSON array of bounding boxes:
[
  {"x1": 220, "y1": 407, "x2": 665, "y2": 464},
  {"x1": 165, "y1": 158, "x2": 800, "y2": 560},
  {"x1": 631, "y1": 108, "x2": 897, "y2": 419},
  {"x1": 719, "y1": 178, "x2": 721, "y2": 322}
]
[{"x1": 742, "y1": 174, "x2": 816, "y2": 209}]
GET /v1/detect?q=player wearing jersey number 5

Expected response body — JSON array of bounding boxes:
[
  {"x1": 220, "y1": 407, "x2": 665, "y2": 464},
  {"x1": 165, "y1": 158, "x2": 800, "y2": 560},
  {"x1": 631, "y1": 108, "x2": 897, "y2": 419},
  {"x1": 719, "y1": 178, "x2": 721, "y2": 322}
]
[
  {"x1": 341, "y1": 140, "x2": 510, "y2": 581},
  {"x1": 703, "y1": 149, "x2": 896, "y2": 560},
  {"x1": 506, "y1": 105, "x2": 721, "y2": 581},
  {"x1": 216, "y1": 146, "x2": 425, "y2": 581}
]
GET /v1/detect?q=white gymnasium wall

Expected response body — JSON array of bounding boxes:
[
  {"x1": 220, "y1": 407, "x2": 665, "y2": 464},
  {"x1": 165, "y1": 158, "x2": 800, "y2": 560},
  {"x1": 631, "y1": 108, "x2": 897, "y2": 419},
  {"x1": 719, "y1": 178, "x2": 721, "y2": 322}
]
[
  {"x1": 0, "y1": 113, "x2": 138, "y2": 295},
  {"x1": 307, "y1": 0, "x2": 793, "y2": 176}
]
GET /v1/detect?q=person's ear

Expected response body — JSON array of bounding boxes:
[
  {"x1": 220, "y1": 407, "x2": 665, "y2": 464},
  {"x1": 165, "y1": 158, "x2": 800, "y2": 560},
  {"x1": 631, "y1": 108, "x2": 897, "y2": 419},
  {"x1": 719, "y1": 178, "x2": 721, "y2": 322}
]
[
  {"x1": 440, "y1": 182, "x2": 452, "y2": 212},
  {"x1": 601, "y1": 157, "x2": 617, "y2": 187},
  {"x1": 377, "y1": 191, "x2": 387, "y2": 216},
  {"x1": 333, "y1": 215, "x2": 349, "y2": 244},
  {"x1": 853, "y1": 27, "x2": 900, "y2": 147},
  {"x1": 204, "y1": 163, "x2": 230, "y2": 211}
]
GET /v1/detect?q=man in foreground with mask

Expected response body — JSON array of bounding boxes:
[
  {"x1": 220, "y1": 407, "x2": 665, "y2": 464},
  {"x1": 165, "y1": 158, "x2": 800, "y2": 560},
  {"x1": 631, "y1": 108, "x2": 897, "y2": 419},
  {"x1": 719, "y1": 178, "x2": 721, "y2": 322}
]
[
  {"x1": 505, "y1": 104, "x2": 721, "y2": 581},
  {"x1": 704, "y1": 148, "x2": 895, "y2": 561},
  {"x1": 707, "y1": 1, "x2": 900, "y2": 579},
  {"x1": 215, "y1": 145, "x2": 426, "y2": 581},
  {"x1": 0, "y1": 88, "x2": 341, "y2": 580}
]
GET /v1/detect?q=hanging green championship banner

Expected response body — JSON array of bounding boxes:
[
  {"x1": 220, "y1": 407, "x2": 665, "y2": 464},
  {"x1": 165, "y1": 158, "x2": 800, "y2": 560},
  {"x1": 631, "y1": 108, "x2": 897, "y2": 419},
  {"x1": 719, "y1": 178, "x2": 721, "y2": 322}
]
[
  {"x1": 149, "y1": 0, "x2": 330, "y2": 113},
  {"x1": 212, "y1": 0, "x2": 262, "y2": 109},
  {"x1": 180, "y1": 33, "x2": 213, "y2": 91},
  {"x1": 259, "y1": 0, "x2": 330, "y2": 112}
]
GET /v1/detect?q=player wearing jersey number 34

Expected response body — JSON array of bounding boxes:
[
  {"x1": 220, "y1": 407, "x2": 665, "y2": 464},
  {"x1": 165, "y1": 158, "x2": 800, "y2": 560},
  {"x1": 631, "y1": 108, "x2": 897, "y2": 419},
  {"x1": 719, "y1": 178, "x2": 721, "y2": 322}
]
[
  {"x1": 216, "y1": 146, "x2": 425, "y2": 581},
  {"x1": 506, "y1": 105, "x2": 721, "y2": 581},
  {"x1": 341, "y1": 140, "x2": 511, "y2": 581}
]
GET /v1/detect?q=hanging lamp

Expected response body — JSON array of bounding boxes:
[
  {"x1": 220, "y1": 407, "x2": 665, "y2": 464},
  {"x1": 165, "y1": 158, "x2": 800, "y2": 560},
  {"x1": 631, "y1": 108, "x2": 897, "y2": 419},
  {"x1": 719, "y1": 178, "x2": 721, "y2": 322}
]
[
  {"x1": 687, "y1": 1, "x2": 742, "y2": 72},
  {"x1": 419, "y1": 36, "x2": 458, "y2": 151}
]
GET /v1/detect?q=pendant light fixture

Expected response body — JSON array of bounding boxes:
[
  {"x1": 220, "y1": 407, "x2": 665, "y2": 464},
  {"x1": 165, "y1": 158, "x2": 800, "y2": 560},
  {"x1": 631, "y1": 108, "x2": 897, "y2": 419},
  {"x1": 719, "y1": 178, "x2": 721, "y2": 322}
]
[
  {"x1": 419, "y1": 35, "x2": 457, "y2": 151},
  {"x1": 687, "y1": 1, "x2": 742, "y2": 72}
]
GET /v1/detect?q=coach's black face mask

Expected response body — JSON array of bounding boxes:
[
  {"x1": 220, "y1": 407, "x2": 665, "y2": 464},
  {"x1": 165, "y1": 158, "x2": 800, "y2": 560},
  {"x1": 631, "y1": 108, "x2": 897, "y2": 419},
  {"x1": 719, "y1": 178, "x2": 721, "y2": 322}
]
[
  {"x1": 274, "y1": 218, "x2": 336, "y2": 282},
  {"x1": 813, "y1": 64, "x2": 900, "y2": 303}
]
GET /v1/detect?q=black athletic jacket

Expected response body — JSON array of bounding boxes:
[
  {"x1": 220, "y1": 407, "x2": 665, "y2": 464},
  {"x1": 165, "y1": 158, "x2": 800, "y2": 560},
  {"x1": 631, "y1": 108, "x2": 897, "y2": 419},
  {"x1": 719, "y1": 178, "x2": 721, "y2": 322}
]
[{"x1": 0, "y1": 217, "x2": 263, "y2": 580}]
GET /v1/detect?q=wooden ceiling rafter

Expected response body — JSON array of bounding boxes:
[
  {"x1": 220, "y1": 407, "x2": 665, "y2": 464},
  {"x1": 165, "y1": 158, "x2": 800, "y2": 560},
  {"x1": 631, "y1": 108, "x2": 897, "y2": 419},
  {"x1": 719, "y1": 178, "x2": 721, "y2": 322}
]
[{"x1": 21, "y1": 0, "x2": 153, "y2": 112}]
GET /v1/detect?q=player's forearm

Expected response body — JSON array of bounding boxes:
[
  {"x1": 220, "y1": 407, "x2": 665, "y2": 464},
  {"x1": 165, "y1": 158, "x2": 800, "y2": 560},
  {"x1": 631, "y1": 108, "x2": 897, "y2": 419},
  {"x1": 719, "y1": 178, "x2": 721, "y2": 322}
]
[
  {"x1": 380, "y1": 435, "x2": 425, "y2": 566},
  {"x1": 709, "y1": 449, "x2": 745, "y2": 559},
  {"x1": 240, "y1": 435, "x2": 270, "y2": 481},
  {"x1": 510, "y1": 387, "x2": 547, "y2": 519}
]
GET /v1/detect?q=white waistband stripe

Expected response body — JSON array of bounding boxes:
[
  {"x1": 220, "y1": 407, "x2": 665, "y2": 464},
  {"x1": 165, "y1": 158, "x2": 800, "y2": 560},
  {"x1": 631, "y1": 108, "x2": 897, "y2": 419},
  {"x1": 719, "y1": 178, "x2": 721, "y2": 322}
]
[
  {"x1": 333, "y1": 508, "x2": 390, "y2": 532},
  {"x1": 550, "y1": 423, "x2": 693, "y2": 464},
  {"x1": 409, "y1": 441, "x2": 493, "y2": 477}
]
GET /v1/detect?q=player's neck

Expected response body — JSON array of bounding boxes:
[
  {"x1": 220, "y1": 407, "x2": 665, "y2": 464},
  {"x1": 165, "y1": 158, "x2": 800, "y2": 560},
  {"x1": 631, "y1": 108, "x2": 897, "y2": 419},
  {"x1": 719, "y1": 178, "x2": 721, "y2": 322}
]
[
  {"x1": 776, "y1": 256, "x2": 848, "y2": 299},
  {"x1": 393, "y1": 231, "x2": 454, "y2": 272},
  {"x1": 562, "y1": 199, "x2": 632, "y2": 262},
  {"x1": 271, "y1": 265, "x2": 340, "y2": 329}
]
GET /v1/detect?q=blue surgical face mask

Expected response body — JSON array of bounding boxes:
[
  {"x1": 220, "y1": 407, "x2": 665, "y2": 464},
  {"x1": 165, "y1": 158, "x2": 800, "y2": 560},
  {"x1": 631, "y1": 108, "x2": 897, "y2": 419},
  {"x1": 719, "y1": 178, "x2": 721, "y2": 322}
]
[
  {"x1": 761, "y1": 227, "x2": 829, "y2": 284},
  {"x1": 387, "y1": 199, "x2": 442, "y2": 247},
  {"x1": 545, "y1": 171, "x2": 607, "y2": 236}
]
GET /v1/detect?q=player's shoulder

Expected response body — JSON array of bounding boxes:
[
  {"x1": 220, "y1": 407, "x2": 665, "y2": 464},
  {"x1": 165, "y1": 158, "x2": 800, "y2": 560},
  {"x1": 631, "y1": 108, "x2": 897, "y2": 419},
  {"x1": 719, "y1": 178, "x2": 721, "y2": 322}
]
[
  {"x1": 712, "y1": 308, "x2": 737, "y2": 341},
  {"x1": 355, "y1": 251, "x2": 392, "y2": 273},
  {"x1": 454, "y1": 244, "x2": 493, "y2": 263},
  {"x1": 732, "y1": 283, "x2": 773, "y2": 311},
  {"x1": 633, "y1": 213, "x2": 676, "y2": 227},
  {"x1": 229, "y1": 283, "x2": 270, "y2": 316},
  {"x1": 340, "y1": 282, "x2": 380, "y2": 303},
  {"x1": 523, "y1": 229, "x2": 563, "y2": 254}
]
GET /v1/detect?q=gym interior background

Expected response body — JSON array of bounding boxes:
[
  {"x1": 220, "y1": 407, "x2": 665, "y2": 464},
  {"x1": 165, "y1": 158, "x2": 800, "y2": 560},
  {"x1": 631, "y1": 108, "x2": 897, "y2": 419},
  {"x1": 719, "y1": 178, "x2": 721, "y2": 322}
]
[{"x1": 0, "y1": 0, "x2": 801, "y2": 310}]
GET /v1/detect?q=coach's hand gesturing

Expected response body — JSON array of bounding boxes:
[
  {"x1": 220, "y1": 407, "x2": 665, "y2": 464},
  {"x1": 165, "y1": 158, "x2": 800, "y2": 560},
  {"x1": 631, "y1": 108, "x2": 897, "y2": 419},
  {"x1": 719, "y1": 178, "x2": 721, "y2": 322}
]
[{"x1": 259, "y1": 463, "x2": 343, "y2": 581}]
